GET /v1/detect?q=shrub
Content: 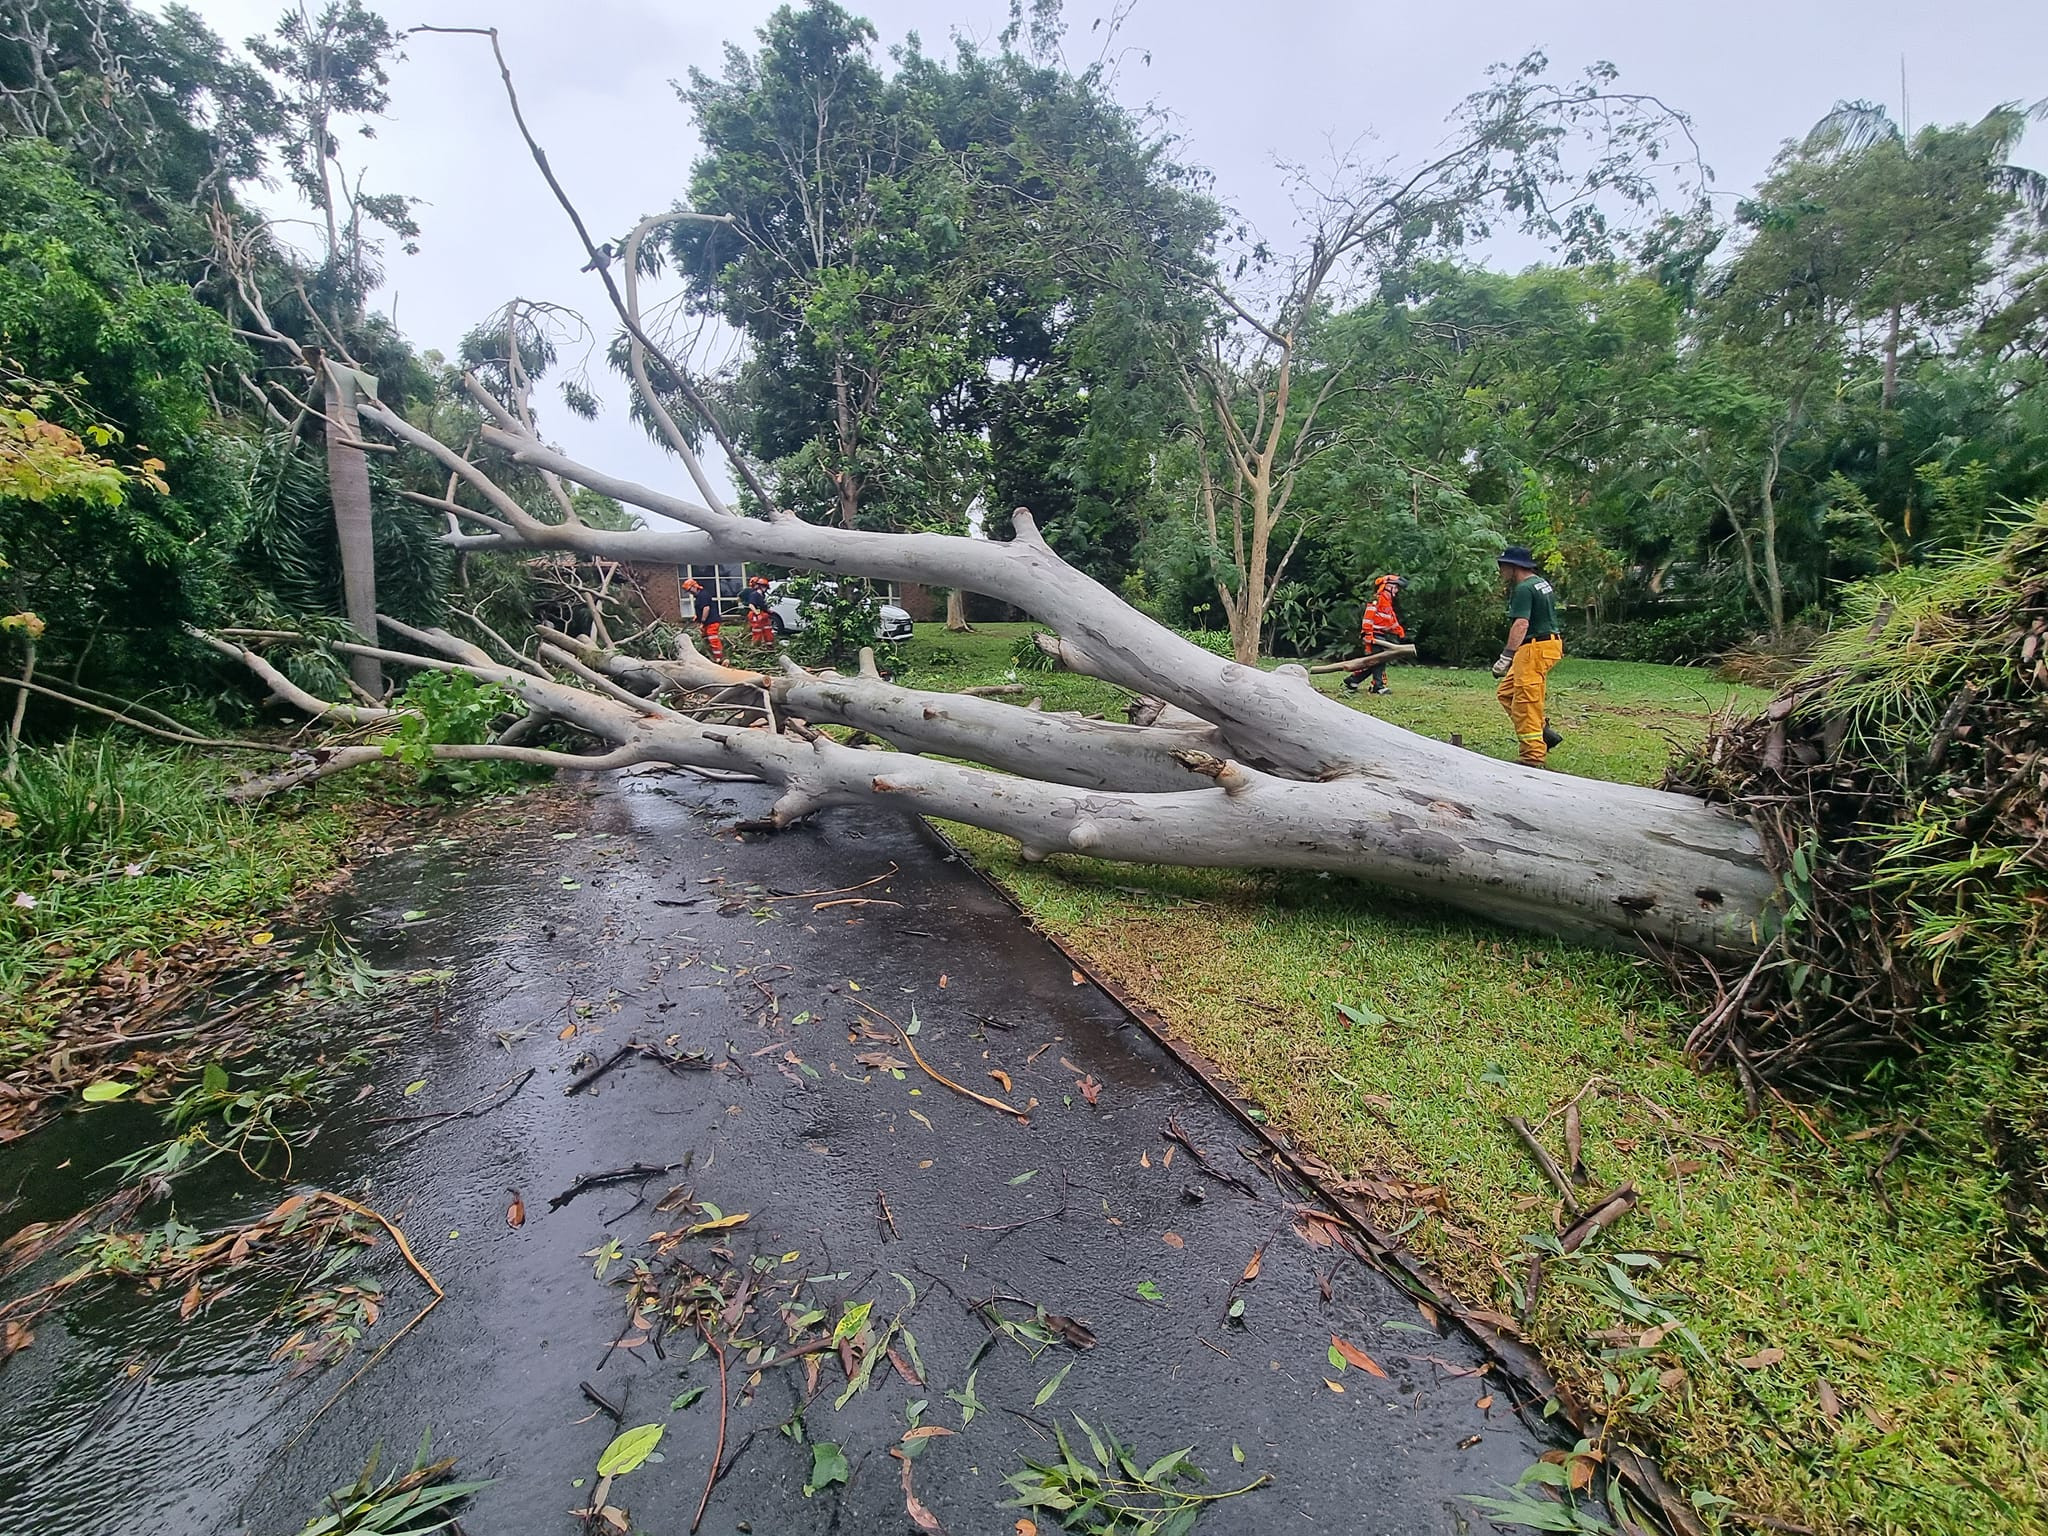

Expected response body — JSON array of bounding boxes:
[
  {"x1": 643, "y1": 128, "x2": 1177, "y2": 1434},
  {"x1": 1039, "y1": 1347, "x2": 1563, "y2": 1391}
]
[{"x1": 1573, "y1": 607, "x2": 1752, "y2": 665}]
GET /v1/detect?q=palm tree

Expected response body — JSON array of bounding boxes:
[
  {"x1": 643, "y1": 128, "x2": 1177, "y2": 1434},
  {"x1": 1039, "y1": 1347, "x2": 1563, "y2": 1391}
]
[{"x1": 1802, "y1": 98, "x2": 2048, "y2": 407}]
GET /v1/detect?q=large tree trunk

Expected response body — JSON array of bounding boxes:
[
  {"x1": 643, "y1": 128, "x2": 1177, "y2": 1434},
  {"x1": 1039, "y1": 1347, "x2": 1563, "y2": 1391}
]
[
  {"x1": 1881, "y1": 303, "x2": 1901, "y2": 412},
  {"x1": 311, "y1": 391, "x2": 1779, "y2": 959},
  {"x1": 944, "y1": 588, "x2": 972, "y2": 631},
  {"x1": 322, "y1": 359, "x2": 383, "y2": 698}
]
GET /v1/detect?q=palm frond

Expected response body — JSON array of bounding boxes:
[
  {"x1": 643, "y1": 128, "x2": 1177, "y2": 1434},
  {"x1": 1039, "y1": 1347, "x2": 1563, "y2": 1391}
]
[{"x1": 1802, "y1": 100, "x2": 1901, "y2": 158}]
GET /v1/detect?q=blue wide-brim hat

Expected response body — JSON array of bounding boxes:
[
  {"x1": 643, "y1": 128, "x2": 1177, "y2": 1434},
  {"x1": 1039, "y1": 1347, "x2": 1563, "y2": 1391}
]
[{"x1": 1497, "y1": 546, "x2": 1539, "y2": 571}]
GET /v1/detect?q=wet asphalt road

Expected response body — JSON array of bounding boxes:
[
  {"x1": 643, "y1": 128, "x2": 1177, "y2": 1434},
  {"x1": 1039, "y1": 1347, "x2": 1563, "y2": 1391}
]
[{"x1": 0, "y1": 773, "x2": 1545, "y2": 1535}]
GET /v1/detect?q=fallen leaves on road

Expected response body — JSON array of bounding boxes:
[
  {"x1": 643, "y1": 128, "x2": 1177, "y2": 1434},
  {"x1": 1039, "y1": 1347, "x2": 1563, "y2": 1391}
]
[
  {"x1": 990, "y1": 1069, "x2": 1013, "y2": 1094},
  {"x1": 1330, "y1": 1336, "x2": 1388, "y2": 1377},
  {"x1": 506, "y1": 1191, "x2": 526, "y2": 1228},
  {"x1": 686, "y1": 1212, "x2": 750, "y2": 1237},
  {"x1": 1076, "y1": 1075, "x2": 1101, "y2": 1107},
  {"x1": 895, "y1": 1451, "x2": 946, "y2": 1535},
  {"x1": 1241, "y1": 1246, "x2": 1264, "y2": 1283}
]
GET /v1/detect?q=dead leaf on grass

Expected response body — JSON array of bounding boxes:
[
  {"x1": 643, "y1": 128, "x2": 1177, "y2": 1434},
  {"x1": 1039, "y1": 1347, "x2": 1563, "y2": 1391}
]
[
  {"x1": 1816, "y1": 1377, "x2": 1842, "y2": 1425},
  {"x1": 1733, "y1": 1347, "x2": 1786, "y2": 1370}
]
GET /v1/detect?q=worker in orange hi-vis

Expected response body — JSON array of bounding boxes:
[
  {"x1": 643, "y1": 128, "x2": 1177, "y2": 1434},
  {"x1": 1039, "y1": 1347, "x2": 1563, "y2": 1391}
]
[
  {"x1": 743, "y1": 576, "x2": 776, "y2": 645},
  {"x1": 683, "y1": 578, "x2": 726, "y2": 663},
  {"x1": 1489, "y1": 546, "x2": 1566, "y2": 767},
  {"x1": 1343, "y1": 573, "x2": 1407, "y2": 695}
]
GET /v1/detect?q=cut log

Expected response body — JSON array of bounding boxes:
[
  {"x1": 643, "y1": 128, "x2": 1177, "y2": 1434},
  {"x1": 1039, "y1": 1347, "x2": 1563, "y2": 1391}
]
[{"x1": 1308, "y1": 645, "x2": 1419, "y2": 674}]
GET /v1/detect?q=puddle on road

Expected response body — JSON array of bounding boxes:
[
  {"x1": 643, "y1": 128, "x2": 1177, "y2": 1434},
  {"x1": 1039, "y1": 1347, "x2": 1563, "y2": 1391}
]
[
  {"x1": 0, "y1": 819, "x2": 555, "y2": 1532},
  {"x1": 1, "y1": 779, "x2": 1547, "y2": 1535}
]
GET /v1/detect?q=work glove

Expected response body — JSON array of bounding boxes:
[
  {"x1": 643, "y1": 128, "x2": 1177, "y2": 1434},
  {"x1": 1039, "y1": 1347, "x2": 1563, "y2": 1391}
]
[{"x1": 1491, "y1": 651, "x2": 1513, "y2": 678}]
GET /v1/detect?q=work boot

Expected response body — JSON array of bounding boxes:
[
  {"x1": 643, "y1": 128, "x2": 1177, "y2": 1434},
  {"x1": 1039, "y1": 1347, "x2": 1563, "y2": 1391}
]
[
  {"x1": 1342, "y1": 675, "x2": 1362, "y2": 693},
  {"x1": 1542, "y1": 720, "x2": 1563, "y2": 750},
  {"x1": 1368, "y1": 681, "x2": 1391, "y2": 696}
]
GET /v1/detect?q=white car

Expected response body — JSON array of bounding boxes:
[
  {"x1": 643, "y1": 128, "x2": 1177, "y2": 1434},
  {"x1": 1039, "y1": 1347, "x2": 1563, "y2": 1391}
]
[{"x1": 766, "y1": 581, "x2": 914, "y2": 643}]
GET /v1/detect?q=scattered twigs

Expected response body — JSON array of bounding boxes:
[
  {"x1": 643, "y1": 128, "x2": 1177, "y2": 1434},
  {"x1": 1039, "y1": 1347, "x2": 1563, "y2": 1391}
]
[
  {"x1": 376, "y1": 1068, "x2": 535, "y2": 1150},
  {"x1": 691, "y1": 1324, "x2": 730, "y2": 1535},
  {"x1": 757, "y1": 865, "x2": 899, "y2": 904},
  {"x1": 1504, "y1": 1116, "x2": 1584, "y2": 1219},
  {"x1": 549, "y1": 1164, "x2": 681, "y2": 1212},
  {"x1": 564, "y1": 1043, "x2": 711, "y2": 1096},
  {"x1": 1557, "y1": 1183, "x2": 1638, "y2": 1254},
  {"x1": 579, "y1": 1379, "x2": 623, "y2": 1424},
  {"x1": 1162, "y1": 1116, "x2": 1260, "y2": 1197},
  {"x1": 960, "y1": 1177, "x2": 1072, "y2": 1236},
  {"x1": 860, "y1": 1001, "x2": 1031, "y2": 1123},
  {"x1": 291, "y1": 1192, "x2": 445, "y2": 1442},
  {"x1": 877, "y1": 1188, "x2": 900, "y2": 1241}
]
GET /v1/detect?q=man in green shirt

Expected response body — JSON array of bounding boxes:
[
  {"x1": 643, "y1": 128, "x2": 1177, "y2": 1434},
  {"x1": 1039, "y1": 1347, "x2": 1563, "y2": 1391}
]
[{"x1": 1489, "y1": 546, "x2": 1565, "y2": 767}]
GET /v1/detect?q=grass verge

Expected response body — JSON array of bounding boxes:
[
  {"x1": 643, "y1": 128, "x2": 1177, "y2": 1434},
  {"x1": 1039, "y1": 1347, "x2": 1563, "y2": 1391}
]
[
  {"x1": 908, "y1": 624, "x2": 2047, "y2": 1536},
  {"x1": 0, "y1": 737, "x2": 364, "y2": 1069}
]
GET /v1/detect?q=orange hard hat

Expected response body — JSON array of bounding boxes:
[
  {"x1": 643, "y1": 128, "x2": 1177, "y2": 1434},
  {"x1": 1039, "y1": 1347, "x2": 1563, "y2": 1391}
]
[{"x1": 681, "y1": 578, "x2": 701, "y2": 591}]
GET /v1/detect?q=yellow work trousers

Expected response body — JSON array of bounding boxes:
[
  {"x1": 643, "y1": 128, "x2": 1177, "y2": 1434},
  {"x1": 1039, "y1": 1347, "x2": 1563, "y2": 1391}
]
[{"x1": 1497, "y1": 637, "x2": 1562, "y2": 765}]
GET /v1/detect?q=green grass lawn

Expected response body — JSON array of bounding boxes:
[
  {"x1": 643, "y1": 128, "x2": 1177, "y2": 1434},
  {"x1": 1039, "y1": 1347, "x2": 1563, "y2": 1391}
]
[
  {"x1": 0, "y1": 740, "x2": 364, "y2": 1070},
  {"x1": 905, "y1": 622, "x2": 2047, "y2": 1536}
]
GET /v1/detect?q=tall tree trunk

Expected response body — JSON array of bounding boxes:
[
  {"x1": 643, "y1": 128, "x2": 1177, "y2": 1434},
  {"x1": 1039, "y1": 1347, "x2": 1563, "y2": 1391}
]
[
  {"x1": 831, "y1": 360, "x2": 860, "y2": 528},
  {"x1": 944, "y1": 588, "x2": 972, "y2": 632},
  {"x1": 1880, "y1": 303, "x2": 1902, "y2": 412},
  {"x1": 1760, "y1": 440, "x2": 1788, "y2": 640},
  {"x1": 1230, "y1": 469, "x2": 1272, "y2": 666},
  {"x1": 321, "y1": 358, "x2": 383, "y2": 697}
]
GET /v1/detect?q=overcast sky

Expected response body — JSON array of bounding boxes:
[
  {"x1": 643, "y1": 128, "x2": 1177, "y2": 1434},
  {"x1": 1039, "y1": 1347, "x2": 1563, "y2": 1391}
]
[{"x1": 173, "y1": 0, "x2": 2048, "y2": 499}]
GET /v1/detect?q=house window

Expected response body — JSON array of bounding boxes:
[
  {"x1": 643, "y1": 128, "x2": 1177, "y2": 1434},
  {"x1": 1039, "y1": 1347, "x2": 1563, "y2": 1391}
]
[{"x1": 681, "y1": 564, "x2": 748, "y2": 606}]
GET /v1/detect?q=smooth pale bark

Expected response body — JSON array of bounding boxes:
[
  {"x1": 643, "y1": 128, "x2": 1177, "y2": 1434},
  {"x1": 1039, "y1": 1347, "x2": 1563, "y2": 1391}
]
[
  {"x1": 779, "y1": 667, "x2": 1228, "y2": 794},
  {"x1": 346, "y1": 391, "x2": 1776, "y2": 956},
  {"x1": 945, "y1": 588, "x2": 972, "y2": 631},
  {"x1": 324, "y1": 363, "x2": 383, "y2": 697}
]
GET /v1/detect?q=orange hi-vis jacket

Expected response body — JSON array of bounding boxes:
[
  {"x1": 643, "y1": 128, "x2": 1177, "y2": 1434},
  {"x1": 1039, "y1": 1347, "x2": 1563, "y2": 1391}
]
[{"x1": 1360, "y1": 586, "x2": 1405, "y2": 650}]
